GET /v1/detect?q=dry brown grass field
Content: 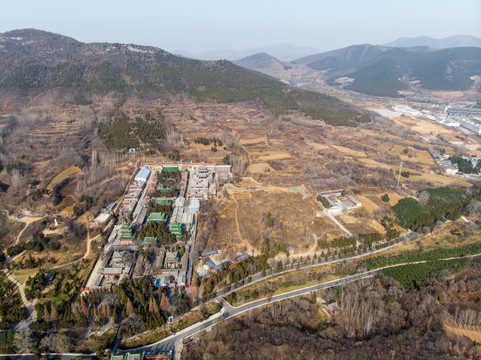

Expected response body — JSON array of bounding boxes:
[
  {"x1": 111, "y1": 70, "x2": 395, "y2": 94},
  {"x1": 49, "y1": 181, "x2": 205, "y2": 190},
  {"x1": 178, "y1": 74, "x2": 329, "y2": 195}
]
[{"x1": 1, "y1": 86, "x2": 478, "y2": 270}]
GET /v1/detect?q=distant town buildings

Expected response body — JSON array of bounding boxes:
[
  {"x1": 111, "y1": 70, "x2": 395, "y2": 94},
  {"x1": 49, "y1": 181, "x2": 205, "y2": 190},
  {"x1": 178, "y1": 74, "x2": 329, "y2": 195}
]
[{"x1": 446, "y1": 106, "x2": 481, "y2": 135}]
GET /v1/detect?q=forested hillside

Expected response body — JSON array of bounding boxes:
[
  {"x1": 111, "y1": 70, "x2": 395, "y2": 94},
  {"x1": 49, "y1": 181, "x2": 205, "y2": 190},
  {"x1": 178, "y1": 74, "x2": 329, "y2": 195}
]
[
  {"x1": 184, "y1": 266, "x2": 481, "y2": 359},
  {"x1": 297, "y1": 44, "x2": 481, "y2": 97},
  {"x1": 0, "y1": 29, "x2": 369, "y2": 127}
]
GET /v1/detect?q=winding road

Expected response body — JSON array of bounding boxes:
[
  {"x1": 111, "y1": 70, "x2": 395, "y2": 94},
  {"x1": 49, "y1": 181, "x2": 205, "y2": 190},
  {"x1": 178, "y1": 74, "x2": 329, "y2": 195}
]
[
  {"x1": 1, "y1": 209, "x2": 38, "y2": 328},
  {"x1": 127, "y1": 253, "x2": 481, "y2": 355},
  {"x1": 3, "y1": 254, "x2": 480, "y2": 359}
]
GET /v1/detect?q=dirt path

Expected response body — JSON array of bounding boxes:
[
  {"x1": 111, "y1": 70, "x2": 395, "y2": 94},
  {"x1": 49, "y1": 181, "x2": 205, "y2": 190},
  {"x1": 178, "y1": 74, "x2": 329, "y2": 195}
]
[
  {"x1": 231, "y1": 195, "x2": 253, "y2": 252},
  {"x1": 0, "y1": 217, "x2": 37, "y2": 327},
  {"x1": 83, "y1": 228, "x2": 99, "y2": 260},
  {"x1": 320, "y1": 159, "x2": 331, "y2": 171}
]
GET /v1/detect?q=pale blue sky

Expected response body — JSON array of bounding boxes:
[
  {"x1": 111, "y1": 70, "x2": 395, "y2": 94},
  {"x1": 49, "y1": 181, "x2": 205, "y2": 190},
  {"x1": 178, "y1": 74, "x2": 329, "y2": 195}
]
[{"x1": 0, "y1": 0, "x2": 480, "y2": 52}]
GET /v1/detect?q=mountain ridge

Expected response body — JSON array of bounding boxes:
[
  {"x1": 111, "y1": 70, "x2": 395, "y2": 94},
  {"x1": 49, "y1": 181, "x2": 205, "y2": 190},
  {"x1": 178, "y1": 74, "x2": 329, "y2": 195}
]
[
  {"x1": 292, "y1": 44, "x2": 481, "y2": 97},
  {"x1": 384, "y1": 35, "x2": 481, "y2": 49},
  {"x1": 233, "y1": 52, "x2": 289, "y2": 76},
  {"x1": 174, "y1": 43, "x2": 319, "y2": 61},
  {"x1": 0, "y1": 28, "x2": 369, "y2": 127}
]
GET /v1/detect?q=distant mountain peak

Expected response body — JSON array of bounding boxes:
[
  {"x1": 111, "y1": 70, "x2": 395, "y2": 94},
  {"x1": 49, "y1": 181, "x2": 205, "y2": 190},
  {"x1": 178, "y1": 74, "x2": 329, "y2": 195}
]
[
  {"x1": 1, "y1": 28, "x2": 80, "y2": 43},
  {"x1": 234, "y1": 52, "x2": 284, "y2": 68},
  {"x1": 174, "y1": 43, "x2": 319, "y2": 61},
  {"x1": 384, "y1": 35, "x2": 481, "y2": 49}
]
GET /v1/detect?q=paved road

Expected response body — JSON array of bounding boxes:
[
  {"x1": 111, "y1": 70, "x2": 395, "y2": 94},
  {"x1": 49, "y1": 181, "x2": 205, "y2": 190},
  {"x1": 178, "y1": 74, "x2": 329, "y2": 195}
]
[
  {"x1": 325, "y1": 211, "x2": 352, "y2": 237},
  {"x1": 0, "y1": 215, "x2": 37, "y2": 329},
  {"x1": 3, "y1": 262, "x2": 37, "y2": 329},
  {"x1": 212, "y1": 231, "x2": 416, "y2": 299},
  {"x1": 127, "y1": 270, "x2": 379, "y2": 354},
  {"x1": 5, "y1": 254, "x2": 480, "y2": 358}
]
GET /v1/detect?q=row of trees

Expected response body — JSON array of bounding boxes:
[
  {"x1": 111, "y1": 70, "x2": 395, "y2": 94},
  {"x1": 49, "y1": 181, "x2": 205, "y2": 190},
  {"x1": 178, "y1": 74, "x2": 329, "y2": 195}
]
[
  {"x1": 194, "y1": 137, "x2": 223, "y2": 147},
  {"x1": 361, "y1": 242, "x2": 481, "y2": 270},
  {"x1": 382, "y1": 258, "x2": 470, "y2": 292}
]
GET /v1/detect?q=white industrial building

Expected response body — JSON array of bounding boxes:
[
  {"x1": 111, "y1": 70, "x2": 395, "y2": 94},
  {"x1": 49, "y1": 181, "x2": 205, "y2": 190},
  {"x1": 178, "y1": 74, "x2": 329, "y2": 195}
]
[
  {"x1": 457, "y1": 118, "x2": 481, "y2": 135},
  {"x1": 392, "y1": 105, "x2": 422, "y2": 117},
  {"x1": 134, "y1": 167, "x2": 151, "y2": 182}
]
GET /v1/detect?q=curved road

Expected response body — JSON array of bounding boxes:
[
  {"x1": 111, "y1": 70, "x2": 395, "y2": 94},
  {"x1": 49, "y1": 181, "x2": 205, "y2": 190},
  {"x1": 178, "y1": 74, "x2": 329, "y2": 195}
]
[
  {"x1": 0, "y1": 211, "x2": 37, "y2": 328},
  {"x1": 129, "y1": 270, "x2": 379, "y2": 354},
  {"x1": 128, "y1": 253, "x2": 481, "y2": 354},
  {"x1": 3, "y1": 255, "x2": 480, "y2": 358}
]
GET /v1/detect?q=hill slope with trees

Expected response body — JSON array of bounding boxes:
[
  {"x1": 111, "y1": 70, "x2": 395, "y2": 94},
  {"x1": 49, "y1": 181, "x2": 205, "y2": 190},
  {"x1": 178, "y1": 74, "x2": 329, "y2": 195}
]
[
  {"x1": 296, "y1": 44, "x2": 481, "y2": 97},
  {"x1": 0, "y1": 29, "x2": 369, "y2": 127}
]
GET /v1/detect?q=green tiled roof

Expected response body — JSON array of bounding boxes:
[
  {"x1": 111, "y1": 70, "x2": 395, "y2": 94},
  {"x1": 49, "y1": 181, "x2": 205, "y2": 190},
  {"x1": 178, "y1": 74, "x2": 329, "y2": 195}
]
[
  {"x1": 140, "y1": 237, "x2": 158, "y2": 246},
  {"x1": 170, "y1": 221, "x2": 182, "y2": 236},
  {"x1": 147, "y1": 212, "x2": 168, "y2": 223}
]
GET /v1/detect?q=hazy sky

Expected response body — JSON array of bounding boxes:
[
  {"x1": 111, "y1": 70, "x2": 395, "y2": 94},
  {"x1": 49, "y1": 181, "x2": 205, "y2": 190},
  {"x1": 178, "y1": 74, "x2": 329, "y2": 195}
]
[{"x1": 1, "y1": 0, "x2": 480, "y2": 53}]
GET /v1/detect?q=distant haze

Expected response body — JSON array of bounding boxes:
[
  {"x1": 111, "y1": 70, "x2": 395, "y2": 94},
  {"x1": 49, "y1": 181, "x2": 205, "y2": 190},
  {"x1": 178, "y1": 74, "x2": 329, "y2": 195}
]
[
  {"x1": 0, "y1": 0, "x2": 480, "y2": 54},
  {"x1": 175, "y1": 43, "x2": 320, "y2": 62},
  {"x1": 384, "y1": 35, "x2": 481, "y2": 49}
]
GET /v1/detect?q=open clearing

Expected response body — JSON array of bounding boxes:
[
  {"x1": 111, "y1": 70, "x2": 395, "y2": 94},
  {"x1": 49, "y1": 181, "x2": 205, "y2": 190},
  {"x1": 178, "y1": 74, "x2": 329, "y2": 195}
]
[
  {"x1": 410, "y1": 173, "x2": 471, "y2": 187},
  {"x1": 389, "y1": 145, "x2": 406, "y2": 155},
  {"x1": 376, "y1": 145, "x2": 390, "y2": 152},
  {"x1": 247, "y1": 162, "x2": 275, "y2": 173},
  {"x1": 433, "y1": 91, "x2": 464, "y2": 98},
  {"x1": 356, "y1": 195, "x2": 379, "y2": 213},
  {"x1": 359, "y1": 158, "x2": 393, "y2": 170},
  {"x1": 378, "y1": 192, "x2": 403, "y2": 206},
  {"x1": 339, "y1": 215, "x2": 359, "y2": 224},
  {"x1": 253, "y1": 151, "x2": 292, "y2": 161},
  {"x1": 445, "y1": 324, "x2": 481, "y2": 343},
  {"x1": 368, "y1": 219, "x2": 386, "y2": 233},
  {"x1": 305, "y1": 140, "x2": 330, "y2": 151},
  {"x1": 240, "y1": 137, "x2": 265, "y2": 145},
  {"x1": 46, "y1": 166, "x2": 82, "y2": 191},
  {"x1": 401, "y1": 149, "x2": 436, "y2": 166},
  {"x1": 211, "y1": 190, "x2": 345, "y2": 253},
  {"x1": 395, "y1": 116, "x2": 453, "y2": 135},
  {"x1": 331, "y1": 145, "x2": 366, "y2": 157}
]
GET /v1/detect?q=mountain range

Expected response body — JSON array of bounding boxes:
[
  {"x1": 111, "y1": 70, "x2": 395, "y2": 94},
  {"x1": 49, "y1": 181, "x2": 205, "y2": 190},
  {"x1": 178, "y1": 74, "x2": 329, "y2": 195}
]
[
  {"x1": 236, "y1": 41, "x2": 481, "y2": 98},
  {"x1": 174, "y1": 43, "x2": 319, "y2": 61},
  {"x1": 233, "y1": 53, "x2": 291, "y2": 77},
  {"x1": 0, "y1": 29, "x2": 367, "y2": 127},
  {"x1": 384, "y1": 35, "x2": 481, "y2": 49},
  {"x1": 297, "y1": 45, "x2": 481, "y2": 97}
]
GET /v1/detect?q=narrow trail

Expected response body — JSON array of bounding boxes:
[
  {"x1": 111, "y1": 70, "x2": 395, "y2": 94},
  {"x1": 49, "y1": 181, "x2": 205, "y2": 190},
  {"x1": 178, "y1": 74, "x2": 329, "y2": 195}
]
[
  {"x1": 15, "y1": 222, "x2": 29, "y2": 246},
  {"x1": 232, "y1": 196, "x2": 244, "y2": 244},
  {"x1": 320, "y1": 158, "x2": 332, "y2": 171},
  {"x1": 83, "y1": 228, "x2": 99, "y2": 260},
  {"x1": 231, "y1": 195, "x2": 252, "y2": 252},
  {"x1": 1, "y1": 219, "x2": 37, "y2": 327}
]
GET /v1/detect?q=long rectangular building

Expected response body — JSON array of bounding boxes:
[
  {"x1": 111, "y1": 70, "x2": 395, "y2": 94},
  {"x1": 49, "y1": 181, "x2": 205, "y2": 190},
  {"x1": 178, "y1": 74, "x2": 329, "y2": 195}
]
[{"x1": 447, "y1": 107, "x2": 481, "y2": 118}]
